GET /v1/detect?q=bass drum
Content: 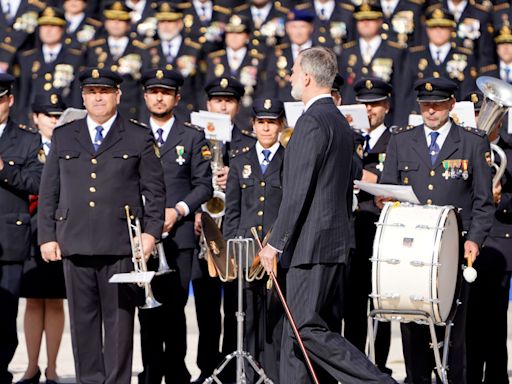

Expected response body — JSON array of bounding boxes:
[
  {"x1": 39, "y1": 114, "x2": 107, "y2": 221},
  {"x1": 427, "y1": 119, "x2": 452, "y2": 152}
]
[{"x1": 371, "y1": 202, "x2": 461, "y2": 324}]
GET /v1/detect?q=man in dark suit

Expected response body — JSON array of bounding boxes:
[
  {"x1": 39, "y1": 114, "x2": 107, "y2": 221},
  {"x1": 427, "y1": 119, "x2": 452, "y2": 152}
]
[
  {"x1": 379, "y1": 77, "x2": 495, "y2": 383},
  {"x1": 344, "y1": 77, "x2": 393, "y2": 375},
  {"x1": 38, "y1": 68, "x2": 166, "y2": 384},
  {"x1": 258, "y1": 46, "x2": 397, "y2": 384},
  {"x1": 138, "y1": 68, "x2": 213, "y2": 384},
  {"x1": 0, "y1": 74, "x2": 43, "y2": 384}
]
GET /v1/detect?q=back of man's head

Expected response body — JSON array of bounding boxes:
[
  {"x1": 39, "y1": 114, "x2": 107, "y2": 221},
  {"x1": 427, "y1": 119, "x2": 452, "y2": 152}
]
[{"x1": 299, "y1": 47, "x2": 337, "y2": 90}]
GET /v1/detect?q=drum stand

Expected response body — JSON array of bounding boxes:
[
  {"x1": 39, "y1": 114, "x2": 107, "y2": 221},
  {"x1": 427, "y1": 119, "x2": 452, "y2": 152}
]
[
  {"x1": 367, "y1": 309, "x2": 453, "y2": 384},
  {"x1": 204, "y1": 238, "x2": 274, "y2": 384}
]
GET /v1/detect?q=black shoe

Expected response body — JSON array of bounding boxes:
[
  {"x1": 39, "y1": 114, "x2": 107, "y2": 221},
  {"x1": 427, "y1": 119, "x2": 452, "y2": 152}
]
[
  {"x1": 16, "y1": 369, "x2": 41, "y2": 384},
  {"x1": 45, "y1": 380, "x2": 59, "y2": 384}
]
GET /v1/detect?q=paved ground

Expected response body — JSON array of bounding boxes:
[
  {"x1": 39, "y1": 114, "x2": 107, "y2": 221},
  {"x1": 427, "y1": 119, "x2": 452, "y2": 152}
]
[{"x1": 8, "y1": 296, "x2": 512, "y2": 383}]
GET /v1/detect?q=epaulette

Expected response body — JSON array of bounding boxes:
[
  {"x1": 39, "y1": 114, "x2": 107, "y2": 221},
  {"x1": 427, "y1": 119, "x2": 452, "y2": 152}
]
[
  {"x1": 241, "y1": 129, "x2": 257, "y2": 139},
  {"x1": 86, "y1": 17, "x2": 102, "y2": 28},
  {"x1": 456, "y1": 46, "x2": 472, "y2": 55},
  {"x1": 88, "y1": 38, "x2": 106, "y2": 48},
  {"x1": 68, "y1": 48, "x2": 83, "y2": 56},
  {"x1": 250, "y1": 50, "x2": 264, "y2": 60},
  {"x1": 387, "y1": 40, "x2": 403, "y2": 49},
  {"x1": 392, "y1": 125, "x2": 415, "y2": 134},
  {"x1": 480, "y1": 63, "x2": 497, "y2": 73},
  {"x1": 275, "y1": 3, "x2": 289, "y2": 13},
  {"x1": 176, "y1": 2, "x2": 192, "y2": 9},
  {"x1": 21, "y1": 48, "x2": 36, "y2": 57},
  {"x1": 213, "y1": 5, "x2": 231, "y2": 15},
  {"x1": 18, "y1": 123, "x2": 37, "y2": 134},
  {"x1": 342, "y1": 40, "x2": 357, "y2": 49},
  {"x1": 233, "y1": 3, "x2": 250, "y2": 12},
  {"x1": 493, "y1": 2, "x2": 509, "y2": 11},
  {"x1": 340, "y1": 3, "x2": 355, "y2": 11},
  {"x1": 407, "y1": 0, "x2": 425, "y2": 5},
  {"x1": 409, "y1": 45, "x2": 426, "y2": 53},
  {"x1": 0, "y1": 43, "x2": 16, "y2": 54},
  {"x1": 132, "y1": 40, "x2": 147, "y2": 49},
  {"x1": 229, "y1": 146, "x2": 251, "y2": 158},
  {"x1": 184, "y1": 37, "x2": 201, "y2": 50},
  {"x1": 208, "y1": 49, "x2": 226, "y2": 58},
  {"x1": 130, "y1": 119, "x2": 149, "y2": 128},
  {"x1": 28, "y1": 0, "x2": 45, "y2": 9},
  {"x1": 146, "y1": 40, "x2": 160, "y2": 49},
  {"x1": 463, "y1": 126, "x2": 486, "y2": 136},
  {"x1": 296, "y1": 3, "x2": 311, "y2": 10},
  {"x1": 275, "y1": 42, "x2": 290, "y2": 50}
]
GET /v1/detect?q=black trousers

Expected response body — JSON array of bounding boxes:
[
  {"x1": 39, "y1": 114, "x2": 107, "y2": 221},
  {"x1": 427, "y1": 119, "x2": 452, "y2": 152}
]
[
  {"x1": 138, "y1": 246, "x2": 193, "y2": 384},
  {"x1": 280, "y1": 263, "x2": 397, "y2": 384},
  {"x1": 0, "y1": 261, "x2": 23, "y2": 384},
  {"x1": 63, "y1": 255, "x2": 136, "y2": 384},
  {"x1": 466, "y1": 245, "x2": 511, "y2": 384}
]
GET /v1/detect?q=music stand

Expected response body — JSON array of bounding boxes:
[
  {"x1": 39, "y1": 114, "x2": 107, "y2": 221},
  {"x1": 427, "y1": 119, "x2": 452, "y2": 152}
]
[{"x1": 203, "y1": 238, "x2": 274, "y2": 384}]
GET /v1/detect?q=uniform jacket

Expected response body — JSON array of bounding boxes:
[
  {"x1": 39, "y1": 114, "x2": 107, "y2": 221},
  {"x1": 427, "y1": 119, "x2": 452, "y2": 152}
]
[
  {"x1": 38, "y1": 115, "x2": 165, "y2": 256},
  {"x1": 154, "y1": 118, "x2": 213, "y2": 249},
  {"x1": 65, "y1": 15, "x2": 103, "y2": 48},
  {"x1": 380, "y1": 122, "x2": 494, "y2": 246},
  {"x1": 224, "y1": 144, "x2": 284, "y2": 240},
  {"x1": 380, "y1": 0, "x2": 425, "y2": 48},
  {"x1": 266, "y1": 43, "x2": 296, "y2": 103},
  {"x1": 0, "y1": 119, "x2": 43, "y2": 262},
  {"x1": 268, "y1": 97, "x2": 354, "y2": 267}
]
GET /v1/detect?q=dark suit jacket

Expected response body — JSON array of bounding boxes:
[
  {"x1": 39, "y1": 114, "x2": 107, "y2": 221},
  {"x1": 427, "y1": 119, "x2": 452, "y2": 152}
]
[
  {"x1": 155, "y1": 118, "x2": 213, "y2": 249},
  {"x1": 224, "y1": 145, "x2": 284, "y2": 240},
  {"x1": 38, "y1": 115, "x2": 165, "y2": 257},
  {"x1": 380, "y1": 123, "x2": 494, "y2": 246},
  {"x1": 0, "y1": 119, "x2": 43, "y2": 261},
  {"x1": 268, "y1": 97, "x2": 354, "y2": 267}
]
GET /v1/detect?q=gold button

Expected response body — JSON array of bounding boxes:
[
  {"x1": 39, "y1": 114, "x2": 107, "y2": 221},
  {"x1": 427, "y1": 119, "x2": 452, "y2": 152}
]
[
  {"x1": 65, "y1": 155, "x2": 70, "y2": 159},
  {"x1": 318, "y1": 36, "x2": 326, "y2": 43},
  {"x1": 260, "y1": 181, "x2": 266, "y2": 187},
  {"x1": 123, "y1": 154, "x2": 128, "y2": 159},
  {"x1": 15, "y1": 220, "x2": 22, "y2": 225},
  {"x1": 259, "y1": 196, "x2": 265, "y2": 202},
  {"x1": 91, "y1": 172, "x2": 97, "y2": 179},
  {"x1": 58, "y1": 216, "x2": 63, "y2": 221},
  {"x1": 8, "y1": 160, "x2": 14, "y2": 165},
  {"x1": 404, "y1": 165, "x2": 409, "y2": 170},
  {"x1": 254, "y1": 30, "x2": 261, "y2": 37},
  {"x1": 111, "y1": 65, "x2": 118, "y2": 71},
  {"x1": 427, "y1": 199, "x2": 433, "y2": 205},
  {"x1": 257, "y1": 225, "x2": 263, "y2": 231},
  {"x1": 428, "y1": 184, "x2": 434, "y2": 191},
  {"x1": 257, "y1": 211, "x2": 263, "y2": 216},
  {"x1": 4, "y1": 36, "x2": 11, "y2": 43},
  {"x1": 91, "y1": 158, "x2": 97, "y2": 165},
  {"x1": 242, "y1": 184, "x2": 247, "y2": 189},
  {"x1": 44, "y1": 73, "x2": 52, "y2": 81},
  {"x1": 98, "y1": 62, "x2": 105, "y2": 69},
  {"x1": 44, "y1": 83, "x2": 52, "y2": 91},
  {"x1": 506, "y1": 233, "x2": 510, "y2": 238},
  {"x1": 89, "y1": 201, "x2": 96, "y2": 208},
  {"x1": 199, "y1": 36, "x2": 206, "y2": 43},
  {"x1": 200, "y1": 27, "x2": 206, "y2": 33},
  {"x1": 89, "y1": 187, "x2": 96, "y2": 193},
  {"x1": 319, "y1": 27, "x2": 326, "y2": 33},
  {"x1": 430, "y1": 170, "x2": 435, "y2": 177},
  {"x1": 403, "y1": 177, "x2": 409, "y2": 184},
  {"x1": 361, "y1": 67, "x2": 368, "y2": 74}
]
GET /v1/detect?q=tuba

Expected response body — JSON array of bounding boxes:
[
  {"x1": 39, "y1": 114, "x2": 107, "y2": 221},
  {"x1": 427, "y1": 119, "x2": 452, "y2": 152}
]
[{"x1": 476, "y1": 76, "x2": 511, "y2": 187}]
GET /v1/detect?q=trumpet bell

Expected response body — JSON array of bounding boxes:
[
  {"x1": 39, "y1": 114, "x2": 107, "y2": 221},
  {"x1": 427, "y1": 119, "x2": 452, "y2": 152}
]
[
  {"x1": 141, "y1": 294, "x2": 162, "y2": 309},
  {"x1": 476, "y1": 76, "x2": 512, "y2": 135},
  {"x1": 202, "y1": 190, "x2": 225, "y2": 218}
]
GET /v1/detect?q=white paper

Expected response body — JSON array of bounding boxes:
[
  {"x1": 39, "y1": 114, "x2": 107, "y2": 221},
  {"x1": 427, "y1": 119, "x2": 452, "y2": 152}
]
[
  {"x1": 284, "y1": 101, "x2": 304, "y2": 128},
  {"x1": 190, "y1": 111, "x2": 233, "y2": 142},
  {"x1": 354, "y1": 180, "x2": 420, "y2": 204},
  {"x1": 338, "y1": 104, "x2": 370, "y2": 131},
  {"x1": 450, "y1": 101, "x2": 476, "y2": 128},
  {"x1": 56, "y1": 108, "x2": 87, "y2": 127},
  {"x1": 109, "y1": 271, "x2": 155, "y2": 284}
]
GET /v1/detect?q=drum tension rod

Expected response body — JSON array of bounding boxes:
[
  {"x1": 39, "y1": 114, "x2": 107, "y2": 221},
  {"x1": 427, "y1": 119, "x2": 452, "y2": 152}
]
[
  {"x1": 369, "y1": 257, "x2": 400, "y2": 264},
  {"x1": 410, "y1": 260, "x2": 442, "y2": 267}
]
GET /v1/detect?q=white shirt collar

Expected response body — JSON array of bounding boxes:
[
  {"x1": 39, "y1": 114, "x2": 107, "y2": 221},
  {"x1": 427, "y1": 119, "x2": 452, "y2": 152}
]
[
  {"x1": 41, "y1": 136, "x2": 52, "y2": 155},
  {"x1": 0, "y1": 121, "x2": 6, "y2": 139},
  {"x1": 150, "y1": 116, "x2": 175, "y2": 143},
  {"x1": 126, "y1": 0, "x2": 146, "y2": 23},
  {"x1": 42, "y1": 44, "x2": 62, "y2": 60},
  {"x1": 304, "y1": 94, "x2": 332, "y2": 111},
  {"x1": 193, "y1": 0, "x2": 212, "y2": 19},
  {"x1": 66, "y1": 13, "x2": 85, "y2": 32},
  {"x1": 359, "y1": 36, "x2": 382, "y2": 57},
  {"x1": 256, "y1": 141, "x2": 280, "y2": 164},
  {"x1": 381, "y1": 0, "x2": 399, "y2": 16},
  {"x1": 364, "y1": 123, "x2": 387, "y2": 150},
  {"x1": 424, "y1": 119, "x2": 452, "y2": 149},
  {"x1": 251, "y1": 2, "x2": 272, "y2": 21},
  {"x1": 108, "y1": 36, "x2": 129, "y2": 52},
  {"x1": 314, "y1": 0, "x2": 335, "y2": 19},
  {"x1": 291, "y1": 40, "x2": 313, "y2": 61},
  {"x1": 429, "y1": 42, "x2": 451, "y2": 63},
  {"x1": 447, "y1": 0, "x2": 467, "y2": 21},
  {"x1": 87, "y1": 113, "x2": 118, "y2": 145}
]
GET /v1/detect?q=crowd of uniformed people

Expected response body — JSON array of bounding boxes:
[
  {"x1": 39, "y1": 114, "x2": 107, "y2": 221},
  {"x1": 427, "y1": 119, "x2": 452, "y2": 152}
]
[{"x1": 0, "y1": 0, "x2": 512, "y2": 383}]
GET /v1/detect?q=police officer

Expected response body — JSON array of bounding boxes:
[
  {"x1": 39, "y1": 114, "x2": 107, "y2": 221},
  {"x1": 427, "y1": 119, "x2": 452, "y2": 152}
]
[
  {"x1": 138, "y1": 68, "x2": 213, "y2": 384},
  {"x1": 397, "y1": 8, "x2": 478, "y2": 126},
  {"x1": 15, "y1": 7, "x2": 84, "y2": 124},
  {"x1": 63, "y1": 0, "x2": 103, "y2": 48},
  {"x1": 0, "y1": 74, "x2": 43, "y2": 384},
  {"x1": 481, "y1": 25, "x2": 512, "y2": 81},
  {"x1": 86, "y1": 1, "x2": 150, "y2": 120},
  {"x1": 344, "y1": 77, "x2": 393, "y2": 375},
  {"x1": 378, "y1": 77, "x2": 494, "y2": 384},
  {"x1": 379, "y1": 0, "x2": 424, "y2": 48},
  {"x1": 339, "y1": 2, "x2": 404, "y2": 119},
  {"x1": 38, "y1": 68, "x2": 165, "y2": 384},
  {"x1": 223, "y1": 98, "x2": 286, "y2": 383},
  {"x1": 465, "y1": 90, "x2": 512, "y2": 384}
]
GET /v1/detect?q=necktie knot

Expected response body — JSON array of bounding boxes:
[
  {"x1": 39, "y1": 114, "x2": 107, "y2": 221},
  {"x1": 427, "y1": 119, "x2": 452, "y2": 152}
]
[
  {"x1": 363, "y1": 134, "x2": 371, "y2": 154},
  {"x1": 261, "y1": 149, "x2": 271, "y2": 173},
  {"x1": 156, "y1": 128, "x2": 165, "y2": 147},
  {"x1": 93, "y1": 126, "x2": 104, "y2": 152},
  {"x1": 429, "y1": 131, "x2": 440, "y2": 165},
  {"x1": 435, "y1": 49, "x2": 442, "y2": 64}
]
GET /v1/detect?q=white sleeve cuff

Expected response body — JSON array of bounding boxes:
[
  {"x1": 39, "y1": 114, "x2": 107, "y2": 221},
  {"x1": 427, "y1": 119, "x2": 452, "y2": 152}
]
[{"x1": 176, "y1": 201, "x2": 190, "y2": 216}]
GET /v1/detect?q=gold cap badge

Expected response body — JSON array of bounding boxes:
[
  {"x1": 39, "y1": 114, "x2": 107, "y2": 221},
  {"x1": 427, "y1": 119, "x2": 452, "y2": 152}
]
[
  {"x1": 156, "y1": 70, "x2": 164, "y2": 79},
  {"x1": 471, "y1": 93, "x2": 478, "y2": 104},
  {"x1": 425, "y1": 82, "x2": 433, "y2": 92},
  {"x1": 365, "y1": 80, "x2": 373, "y2": 89},
  {"x1": 230, "y1": 15, "x2": 242, "y2": 26},
  {"x1": 50, "y1": 94, "x2": 58, "y2": 105},
  {"x1": 92, "y1": 69, "x2": 100, "y2": 79},
  {"x1": 220, "y1": 78, "x2": 228, "y2": 89}
]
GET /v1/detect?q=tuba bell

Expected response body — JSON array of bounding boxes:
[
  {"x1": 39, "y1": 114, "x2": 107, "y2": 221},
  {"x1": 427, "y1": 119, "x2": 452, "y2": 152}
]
[{"x1": 476, "y1": 76, "x2": 511, "y2": 187}]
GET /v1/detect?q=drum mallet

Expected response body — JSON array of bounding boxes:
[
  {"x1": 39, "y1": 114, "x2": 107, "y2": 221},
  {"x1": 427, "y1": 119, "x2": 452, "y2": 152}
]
[{"x1": 463, "y1": 257, "x2": 478, "y2": 283}]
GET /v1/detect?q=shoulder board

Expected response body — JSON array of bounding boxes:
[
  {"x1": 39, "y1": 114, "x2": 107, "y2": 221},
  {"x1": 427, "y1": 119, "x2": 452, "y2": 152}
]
[
  {"x1": 18, "y1": 123, "x2": 37, "y2": 134},
  {"x1": 21, "y1": 48, "x2": 37, "y2": 57},
  {"x1": 234, "y1": 3, "x2": 250, "y2": 12},
  {"x1": 184, "y1": 37, "x2": 201, "y2": 50},
  {"x1": 343, "y1": 40, "x2": 357, "y2": 49},
  {"x1": 275, "y1": 42, "x2": 290, "y2": 50},
  {"x1": 463, "y1": 126, "x2": 485, "y2": 136},
  {"x1": 250, "y1": 50, "x2": 264, "y2": 60},
  {"x1": 146, "y1": 40, "x2": 160, "y2": 49},
  {"x1": 130, "y1": 119, "x2": 149, "y2": 128},
  {"x1": 456, "y1": 46, "x2": 472, "y2": 55},
  {"x1": 86, "y1": 17, "x2": 102, "y2": 28},
  {"x1": 387, "y1": 40, "x2": 403, "y2": 49},
  {"x1": 407, "y1": 0, "x2": 425, "y2": 5},
  {"x1": 392, "y1": 125, "x2": 415, "y2": 134},
  {"x1": 296, "y1": 3, "x2": 311, "y2": 10},
  {"x1": 176, "y1": 2, "x2": 192, "y2": 9},
  {"x1": 426, "y1": 3, "x2": 442, "y2": 13},
  {"x1": 68, "y1": 48, "x2": 83, "y2": 56},
  {"x1": 340, "y1": 3, "x2": 355, "y2": 11},
  {"x1": 0, "y1": 42, "x2": 16, "y2": 54},
  {"x1": 480, "y1": 63, "x2": 497, "y2": 73},
  {"x1": 208, "y1": 49, "x2": 226, "y2": 58},
  {"x1": 494, "y1": 2, "x2": 509, "y2": 11},
  {"x1": 409, "y1": 45, "x2": 426, "y2": 53},
  {"x1": 213, "y1": 5, "x2": 231, "y2": 15},
  {"x1": 132, "y1": 40, "x2": 147, "y2": 49},
  {"x1": 88, "y1": 38, "x2": 106, "y2": 48},
  {"x1": 229, "y1": 146, "x2": 251, "y2": 158},
  {"x1": 28, "y1": 0, "x2": 45, "y2": 9},
  {"x1": 275, "y1": 4, "x2": 289, "y2": 13},
  {"x1": 241, "y1": 129, "x2": 257, "y2": 139}
]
